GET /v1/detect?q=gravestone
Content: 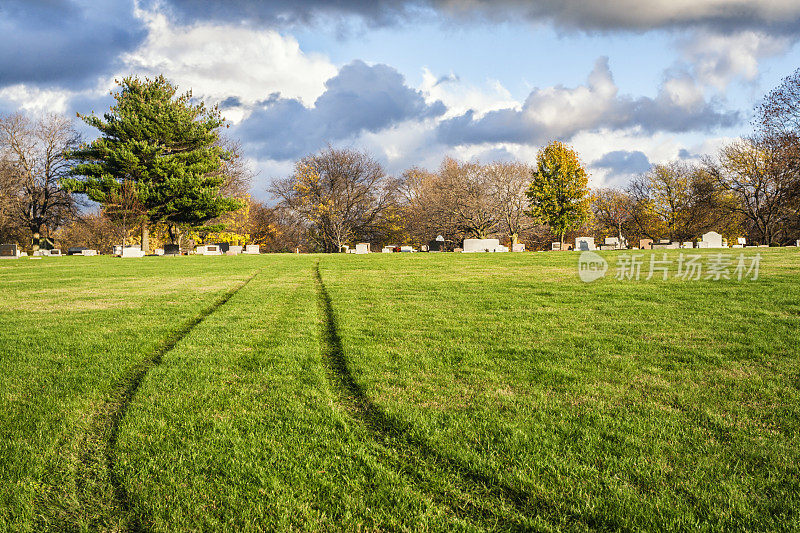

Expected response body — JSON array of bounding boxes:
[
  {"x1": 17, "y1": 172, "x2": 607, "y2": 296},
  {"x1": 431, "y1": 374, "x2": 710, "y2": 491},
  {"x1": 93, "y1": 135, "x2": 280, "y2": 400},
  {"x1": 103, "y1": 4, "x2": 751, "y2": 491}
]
[
  {"x1": 382, "y1": 246, "x2": 394, "y2": 253},
  {"x1": 164, "y1": 244, "x2": 180, "y2": 255},
  {"x1": 67, "y1": 247, "x2": 85, "y2": 255},
  {"x1": 80, "y1": 249, "x2": 98, "y2": 256},
  {"x1": 463, "y1": 238, "x2": 502, "y2": 252},
  {"x1": 122, "y1": 245, "x2": 145, "y2": 258},
  {"x1": 355, "y1": 243, "x2": 371, "y2": 254},
  {"x1": 0, "y1": 244, "x2": 19, "y2": 258},
  {"x1": 701, "y1": 231, "x2": 723, "y2": 248},
  {"x1": 242, "y1": 244, "x2": 260, "y2": 254},
  {"x1": 195, "y1": 245, "x2": 220, "y2": 255},
  {"x1": 797, "y1": 239, "x2": 800, "y2": 247},
  {"x1": 639, "y1": 238, "x2": 653, "y2": 250},
  {"x1": 49, "y1": 249, "x2": 61, "y2": 256},
  {"x1": 113, "y1": 245, "x2": 123, "y2": 256},
  {"x1": 227, "y1": 245, "x2": 243, "y2": 255},
  {"x1": 737, "y1": 237, "x2": 746, "y2": 245},
  {"x1": 682, "y1": 241, "x2": 694, "y2": 249},
  {"x1": 215, "y1": 242, "x2": 230, "y2": 253},
  {"x1": 400, "y1": 245, "x2": 415, "y2": 252},
  {"x1": 154, "y1": 248, "x2": 164, "y2": 256},
  {"x1": 551, "y1": 242, "x2": 561, "y2": 251},
  {"x1": 512, "y1": 243, "x2": 525, "y2": 252},
  {"x1": 574, "y1": 237, "x2": 595, "y2": 251}
]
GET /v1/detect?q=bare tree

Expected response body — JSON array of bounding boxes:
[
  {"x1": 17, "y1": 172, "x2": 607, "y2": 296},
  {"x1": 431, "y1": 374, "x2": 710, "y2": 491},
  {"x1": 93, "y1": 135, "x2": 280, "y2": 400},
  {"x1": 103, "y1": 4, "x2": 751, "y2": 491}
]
[
  {"x1": 0, "y1": 113, "x2": 80, "y2": 249},
  {"x1": 438, "y1": 157, "x2": 499, "y2": 238},
  {"x1": 704, "y1": 138, "x2": 795, "y2": 244},
  {"x1": 486, "y1": 161, "x2": 533, "y2": 246},
  {"x1": 270, "y1": 146, "x2": 393, "y2": 252},
  {"x1": 592, "y1": 187, "x2": 634, "y2": 243},
  {"x1": 627, "y1": 162, "x2": 721, "y2": 242}
]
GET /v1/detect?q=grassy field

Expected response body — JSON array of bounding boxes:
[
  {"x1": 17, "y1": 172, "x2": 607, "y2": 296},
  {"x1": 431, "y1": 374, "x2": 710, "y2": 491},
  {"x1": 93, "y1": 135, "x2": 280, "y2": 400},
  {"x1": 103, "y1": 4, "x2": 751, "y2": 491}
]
[{"x1": 0, "y1": 249, "x2": 798, "y2": 531}]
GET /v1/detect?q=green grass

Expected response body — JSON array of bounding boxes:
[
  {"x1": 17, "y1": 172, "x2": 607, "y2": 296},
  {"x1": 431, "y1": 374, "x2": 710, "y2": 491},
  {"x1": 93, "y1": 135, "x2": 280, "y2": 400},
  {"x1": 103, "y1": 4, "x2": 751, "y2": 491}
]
[{"x1": 1, "y1": 249, "x2": 798, "y2": 531}]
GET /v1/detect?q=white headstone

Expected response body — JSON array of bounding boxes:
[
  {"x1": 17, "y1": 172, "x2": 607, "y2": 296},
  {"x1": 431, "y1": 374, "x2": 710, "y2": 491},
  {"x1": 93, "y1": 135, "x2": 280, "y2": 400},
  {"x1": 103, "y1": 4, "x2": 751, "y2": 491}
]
[
  {"x1": 355, "y1": 243, "x2": 371, "y2": 254},
  {"x1": 701, "y1": 231, "x2": 723, "y2": 248},
  {"x1": 154, "y1": 248, "x2": 164, "y2": 256},
  {"x1": 463, "y1": 238, "x2": 501, "y2": 252},
  {"x1": 227, "y1": 245, "x2": 243, "y2": 255},
  {"x1": 243, "y1": 244, "x2": 260, "y2": 254},
  {"x1": 382, "y1": 247, "x2": 394, "y2": 253},
  {"x1": 551, "y1": 242, "x2": 561, "y2": 251},
  {"x1": 196, "y1": 245, "x2": 221, "y2": 256},
  {"x1": 400, "y1": 245, "x2": 414, "y2": 252},
  {"x1": 682, "y1": 241, "x2": 694, "y2": 249},
  {"x1": 575, "y1": 237, "x2": 595, "y2": 251},
  {"x1": 121, "y1": 246, "x2": 145, "y2": 258},
  {"x1": 80, "y1": 249, "x2": 98, "y2": 256},
  {"x1": 512, "y1": 243, "x2": 525, "y2": 252},
  {"x1": 737, "y1": 237, "x2": 746, "y2": 245}
]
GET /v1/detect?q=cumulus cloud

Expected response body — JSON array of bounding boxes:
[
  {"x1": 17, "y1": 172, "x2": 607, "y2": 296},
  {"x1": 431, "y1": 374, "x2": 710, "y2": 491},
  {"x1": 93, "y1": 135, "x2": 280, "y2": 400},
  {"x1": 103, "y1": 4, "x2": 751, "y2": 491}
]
[
  {"x1": 121, "y1": 10, "x2": 338, "y2": 109},
  {"x1": 159, "y1": 0, "x2": 800, "y2": 33},
  {"x1": 0, "y1": 1, "x2": 146, "y2": 88},
  {"x1": 436, "y1": 57, "x2": 740, "y2": 146},
  {"x1": 236, "y1": 60, "x2": 446, "y2": 160},
  {"x1": 678, "y1": 30, "x2": 792, "y2": 90}
]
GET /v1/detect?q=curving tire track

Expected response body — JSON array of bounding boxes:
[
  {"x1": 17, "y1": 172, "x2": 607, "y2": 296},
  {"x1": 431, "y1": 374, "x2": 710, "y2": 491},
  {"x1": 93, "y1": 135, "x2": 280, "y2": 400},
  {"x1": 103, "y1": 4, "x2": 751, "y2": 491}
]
[
  {"x1": 314, "y1": 262, "x2": 538, "y2": 531},
  {"x1": 76, "y1": 270, "x2": 261, "y2": 532}
]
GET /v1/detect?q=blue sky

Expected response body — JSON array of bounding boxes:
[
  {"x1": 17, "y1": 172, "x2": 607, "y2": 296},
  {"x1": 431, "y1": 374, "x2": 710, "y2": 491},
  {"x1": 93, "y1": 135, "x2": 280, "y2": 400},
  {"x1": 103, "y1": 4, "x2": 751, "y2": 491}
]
[{"x1": 2, "y1": 1, "x2": 799, "y2": 198}]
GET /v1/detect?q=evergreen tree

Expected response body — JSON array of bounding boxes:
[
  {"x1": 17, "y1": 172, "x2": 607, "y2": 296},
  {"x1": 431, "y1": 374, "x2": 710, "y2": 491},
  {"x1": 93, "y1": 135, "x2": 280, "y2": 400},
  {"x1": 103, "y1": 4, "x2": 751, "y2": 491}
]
[
  {"x1": 63, "y1": 75, "x2": 242, "y2": 249},
  {"x1": 526, "y1": 141, "x2": 591, "y2": 245}
]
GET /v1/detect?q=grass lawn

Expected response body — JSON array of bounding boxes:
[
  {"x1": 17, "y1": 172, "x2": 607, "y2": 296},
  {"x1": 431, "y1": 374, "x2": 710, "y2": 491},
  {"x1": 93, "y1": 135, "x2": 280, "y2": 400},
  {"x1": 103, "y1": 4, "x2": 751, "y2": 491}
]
[{"x1": 1, "y1": 249, "x2": 798, "y2": 531}]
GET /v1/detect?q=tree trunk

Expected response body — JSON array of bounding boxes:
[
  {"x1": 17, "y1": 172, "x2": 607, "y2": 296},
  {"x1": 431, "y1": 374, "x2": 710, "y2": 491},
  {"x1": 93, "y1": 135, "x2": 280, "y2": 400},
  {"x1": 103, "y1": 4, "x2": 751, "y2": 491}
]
[
  {"x1": 141, "y1": 221, "x2": 149, "y2": 253},
  {"x1": 31, "y1": 226, "x2": 42, "y2": 252}
]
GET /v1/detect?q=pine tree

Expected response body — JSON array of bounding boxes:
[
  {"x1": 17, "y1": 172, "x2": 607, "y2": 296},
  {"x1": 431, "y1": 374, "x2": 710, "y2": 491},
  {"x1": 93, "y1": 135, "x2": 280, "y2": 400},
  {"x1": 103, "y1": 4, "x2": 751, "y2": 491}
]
[
  {"x1": 63, "y1": 75, "x2": 243, "y2": 249},
  {"x1": 526, "y1": 141, "x2": 591, "y2": 246}
]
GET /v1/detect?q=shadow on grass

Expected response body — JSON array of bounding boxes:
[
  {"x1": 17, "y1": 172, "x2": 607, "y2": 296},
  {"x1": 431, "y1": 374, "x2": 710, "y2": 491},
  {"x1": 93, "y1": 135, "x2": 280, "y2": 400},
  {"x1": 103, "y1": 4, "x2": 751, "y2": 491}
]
[
  {"x1": 313, "y1": 262, "x2": 558, "y2": 531},
  {"x1": 77, "y1": 270, "x2": 261, "y2": 533}
]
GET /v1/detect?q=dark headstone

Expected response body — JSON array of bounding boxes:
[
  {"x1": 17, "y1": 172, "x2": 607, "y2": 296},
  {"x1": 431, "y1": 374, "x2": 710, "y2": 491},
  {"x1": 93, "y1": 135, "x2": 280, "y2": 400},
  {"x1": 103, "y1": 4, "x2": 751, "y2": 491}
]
[
  {"x1": 67, "y1": 247, "x2": 86, "y2": 255},
  {"x1": 0, "y1": 244, "x2": 18, "y2": 257},
  {"x1": 215, "y1": 242, "x2": 230, "y2": 253},
  {"x1": 428, "y1": 239, "x2": 445, "y2": 252},
  {"x1": 164, "y1": 244, "x2": 180, "y2": 255}
]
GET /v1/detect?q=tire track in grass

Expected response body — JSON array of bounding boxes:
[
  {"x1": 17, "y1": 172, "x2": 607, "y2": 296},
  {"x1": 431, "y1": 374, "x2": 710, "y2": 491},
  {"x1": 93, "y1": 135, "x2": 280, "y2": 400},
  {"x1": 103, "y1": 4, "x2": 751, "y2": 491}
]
[
  {"x1": 76, "y1": 269, "x2": 261, "y2": 533},
  {"x1": 314, "y1": 262, "x2": 535, "y2": 531}
]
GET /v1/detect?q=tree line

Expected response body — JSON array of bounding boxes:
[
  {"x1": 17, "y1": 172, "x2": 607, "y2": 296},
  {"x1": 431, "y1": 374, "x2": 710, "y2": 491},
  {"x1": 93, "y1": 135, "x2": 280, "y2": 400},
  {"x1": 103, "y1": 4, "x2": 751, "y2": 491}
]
[{"x1": 1, "y1": 71, "x2": 799, "y2": 252}]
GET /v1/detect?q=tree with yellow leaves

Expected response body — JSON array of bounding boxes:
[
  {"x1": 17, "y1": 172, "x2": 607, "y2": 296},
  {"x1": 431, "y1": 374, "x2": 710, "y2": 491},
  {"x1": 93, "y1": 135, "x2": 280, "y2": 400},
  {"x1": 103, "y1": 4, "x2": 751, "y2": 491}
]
[{"x1": 526, "y1": 141, "x2": 591, "y2": 246}]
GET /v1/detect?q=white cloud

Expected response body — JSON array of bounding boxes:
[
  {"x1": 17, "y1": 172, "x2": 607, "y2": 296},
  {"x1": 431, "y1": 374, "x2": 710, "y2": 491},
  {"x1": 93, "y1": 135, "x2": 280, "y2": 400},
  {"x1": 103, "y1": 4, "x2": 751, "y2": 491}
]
[
  {"x1": 419, "y1": 68, "x2": 518, "y2": 118},
  {"x1": 679, "y1": 30, "x2": 791, "y2": 91},
  {"x1": 122, "y1": 8, "x2": 338, "y2": 115},
  {"x1": 0, "y1": 84, "x2": 72, "y2": 114}
]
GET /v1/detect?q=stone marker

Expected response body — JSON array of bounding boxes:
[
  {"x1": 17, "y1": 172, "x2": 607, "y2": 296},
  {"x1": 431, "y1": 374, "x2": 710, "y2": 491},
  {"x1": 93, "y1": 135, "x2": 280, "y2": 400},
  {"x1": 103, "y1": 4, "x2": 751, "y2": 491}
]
[
  {"x1": 49, "y1": 249, "x2": 61, "y2": 256},
  {"x1": 652, "y1": 241, "x2": 679, "y2": 249},
  {"x1": 701, "y1": 231, "x2": 724, "y2": 248},
  {"x1": 355, "y1": 243, "x2": 371, "y2": 254},
  {"x1": 113, "y1": 245, "x2": 123, "y2": 256},
  {"x1": 574, "y1": 237, "x2": 595, "y2": 251},
  {"x1": 551, "y1": 242, "x2": 561, "y2": 251},
  {"x1": 196, "y1": 245, "x2": 221, "y2": 256},
  {"x1": 382, "y1": 246, "x2": 394, "y2": 253},
  {"x1": 242, "y1": 244, "x2": 260, "y2": 254},
  {"x1": 67, "y1": 247, "x2": 85, "y2": 255},
  {"x1": 400, "y1": 245, "x2": 415, "y2": 252},
  {"x1": 639, "y1": 238, "x2": 653, "y2": 250},
  {"x1": 164, "y1": 244, "x2": 181, "y2": 255},
  {"x1": 227, "y1": 245, "x2": 243, "y2": 255},
  {"x1": 463, "y1": 238, "x2": 505, "y2": 252},
  {"x1": 737, "y1": 237, "x2": 746, "y2": 245},
  {"x1": 80, "y1": 249, "x2": 98, "y2": 256},
  {"x1": 1, "y1": 244, "x2": 20, "y2": 258},
  {"x1": 154, "y1": 248, "x2": 164, "y2": 256},
  {"x1": 682, "y1": 241, "x2": 694, "y2": 249},
  {"x1": 121, "y1": 246, "x2": 145, "y2": 258},
  {"x1": 512, "y1": 243, "x2": 525, "y2": 252},
  {"x1": 215, "y1": 242, "x2": 230, "y2": 253}
]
